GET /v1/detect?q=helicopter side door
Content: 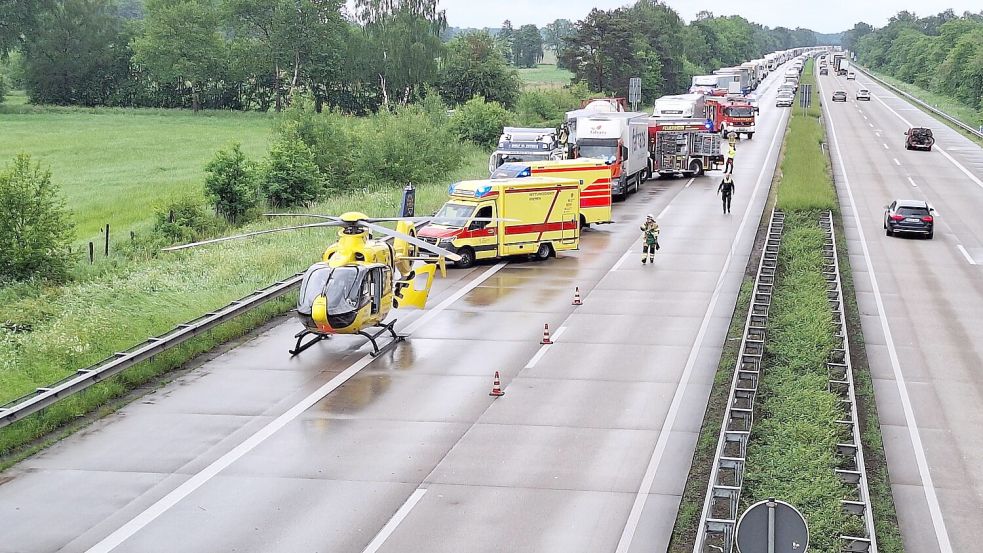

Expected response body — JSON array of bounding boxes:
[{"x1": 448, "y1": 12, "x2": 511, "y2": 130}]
[{"x1": 393, "y1": 263, "x2": 437, "y2": 309}]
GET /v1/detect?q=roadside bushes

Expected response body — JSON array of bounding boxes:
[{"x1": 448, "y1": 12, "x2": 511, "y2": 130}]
[
  {"x1": 449, "y1": 96, "x2": 511, "y2": 148},
  {"x1": 204, "y1": 143, "x2": 259, "y2": 223},
  {"x1": 271, "y1": 93, "x2": 464, "y2": 193},
  {"x1": 514, "y1": 83, "x2": 589, "y2": 127},
  {"x1": 262, "y1": 138, "x2": 325, "y2": 208},
  {"x1": 0, "y1": 154, "x2": 75, "y2": 282},
  {"x1": 153, "y1": 196, "x2": 220, "y2": 243}
]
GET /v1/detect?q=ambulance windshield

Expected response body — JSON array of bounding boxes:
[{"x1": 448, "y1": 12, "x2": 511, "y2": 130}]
[
  {"x1": 491, "y1": 163, "x2": 532, "y2": 179},
  {"x1": 433, "y1": 203, "x2": 475, "y2": 227}
]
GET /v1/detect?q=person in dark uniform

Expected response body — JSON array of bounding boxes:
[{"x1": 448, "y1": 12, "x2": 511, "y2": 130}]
[{"x1": 718, "y1": 173, "x2": 735, "y2": 214}]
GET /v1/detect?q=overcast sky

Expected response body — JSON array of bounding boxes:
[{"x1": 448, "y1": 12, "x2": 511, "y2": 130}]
[{"x1": 416, "y1": 0, "x2": 980, "y2": 34}]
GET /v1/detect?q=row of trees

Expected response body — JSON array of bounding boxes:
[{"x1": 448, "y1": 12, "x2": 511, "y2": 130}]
[
  {"x1": 2, "y1": 0, "x2": 451, "y2": 113},
  {"x1": 845, "y1": 10, "x2": 983, "y2": 111},
  {"x1": 559, "y1": 3, "x2": 820, "y2": 102},
  {"x1": 1, "y1": 0, "x2": 826, "y2": 113}
]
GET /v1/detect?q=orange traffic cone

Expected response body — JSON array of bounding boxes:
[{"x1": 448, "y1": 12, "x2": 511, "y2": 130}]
[
  {"x1": 541, "y1": 323, "x2": 553, "y2": 345},
  {"x1": 489, "y1": 371, "x2": 505, "y2": 397},
  {"x1": 572, "y1": 287, "x2": 583, "y2": 306}
]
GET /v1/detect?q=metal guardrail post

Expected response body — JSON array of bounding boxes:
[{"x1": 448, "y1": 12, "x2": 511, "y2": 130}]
[
  {"x1": 819, "y1": 211, "x2": 878, "y2": 552},
  {"x1": 693, "y1": 209, "x2": 785, "y2": 553}
]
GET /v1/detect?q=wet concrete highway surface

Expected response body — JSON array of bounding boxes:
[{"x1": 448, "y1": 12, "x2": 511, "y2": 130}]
[
  {"x1": 819, "y1": 71, "x2": 983, "y2": 553},
  {"x1": 0, "y1": 70, "x2": 794, "y2": 553}
]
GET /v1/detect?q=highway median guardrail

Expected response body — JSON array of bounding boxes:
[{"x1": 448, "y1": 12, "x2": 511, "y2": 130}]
[{"x1": 855, "y1": 65, "x2": 983, "y2": 140}]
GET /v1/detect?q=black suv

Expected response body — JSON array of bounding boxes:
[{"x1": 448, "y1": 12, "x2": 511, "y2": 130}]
[
  {"x1": 884, "y1": 199, "x2": 935, "y2": 239},
  {"x1": 904, "y1": 127, "x2": 934, "y2": 151}
]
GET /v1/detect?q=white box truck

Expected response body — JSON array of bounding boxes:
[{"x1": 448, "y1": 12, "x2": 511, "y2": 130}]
[
  {"x1": 653, "y1": 93, "x2": 707, "y2": 118},
  {"x1": 573, "y1": 112, "x2": 650, "y2": 200}
]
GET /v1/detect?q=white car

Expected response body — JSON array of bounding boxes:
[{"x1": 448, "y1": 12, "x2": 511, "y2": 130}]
[
  {"x1": 856, "y1": 89, "x2": 871, "y2": 101},
  {"x1": 776, "y1": 93, "x2": 794, "y2": 107}
]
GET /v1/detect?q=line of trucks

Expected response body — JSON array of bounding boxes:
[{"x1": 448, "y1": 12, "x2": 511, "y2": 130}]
[{"x1": 420, "y1": 47, "x2": 820, "y2": 268}]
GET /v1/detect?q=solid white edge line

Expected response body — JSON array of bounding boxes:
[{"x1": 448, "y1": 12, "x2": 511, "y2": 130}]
[
  {"x1": 615, "y1": 104, "x2": 790, "y2": 553},
  {"x1": 524, "y1": 326, "x2": 566, "y2": 369},
  {"x1": 611, "y1": 249, "x2": 634, "y2": 272},
  {"x1": 871, "y1": 93, "x2": 983, "y2": 191},
  {"x1": 956, "y1": 245, "x2": 977, "y2": 266},
  {"x1": 818, "y1": 74, "x2": 955, "y2": 553},
  {"x1": 361, "y1": 488, "x2": 428, "y2": 553},
  {"x1": 85, "y1": 262, "x2": 509, "y2": 553}
]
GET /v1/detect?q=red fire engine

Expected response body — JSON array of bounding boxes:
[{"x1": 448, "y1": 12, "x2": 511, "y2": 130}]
[
  {"x1": 705, "y1": 97, "x2": 757, "y2": 139},
  {"x1": 647, "y1": 118, "x2": 724, "y2": 177}
]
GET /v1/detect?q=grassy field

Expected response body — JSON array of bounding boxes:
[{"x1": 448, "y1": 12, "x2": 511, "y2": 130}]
[
  {"x1": 517, "y1": 64, "x2": 573, "y2": 88},
  {"x1": 0, "y1": 97, "x2": 275, "y2": 240}
]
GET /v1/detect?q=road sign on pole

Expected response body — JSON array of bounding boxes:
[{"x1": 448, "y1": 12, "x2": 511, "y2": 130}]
[
  {"x1": 629, "y1": 77, "x2": 642, "y2": 111},
  {"x1": 736, "y1": 498, "x2": 809, "y2": 553},
  {"x1": 799, "y1": 84, "x2": 812, "y2": 109}
]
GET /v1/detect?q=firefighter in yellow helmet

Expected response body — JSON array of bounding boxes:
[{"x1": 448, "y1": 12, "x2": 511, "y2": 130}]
[{"x1": 640, "y1": 214, "x2": 660, "y2": 264}]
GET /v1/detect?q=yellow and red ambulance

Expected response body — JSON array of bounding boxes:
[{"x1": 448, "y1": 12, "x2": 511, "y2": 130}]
[
  {"x1": 418, "y1": 177, "x2": 581, "y2": 268},
  {"x1": 490, "y1": 158, "x2": 613, "y2": 228}
]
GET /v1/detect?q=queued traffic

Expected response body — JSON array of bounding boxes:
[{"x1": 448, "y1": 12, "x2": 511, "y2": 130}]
[{"x1": 421, "y1": 47, "x2": 824, "y2": 268}]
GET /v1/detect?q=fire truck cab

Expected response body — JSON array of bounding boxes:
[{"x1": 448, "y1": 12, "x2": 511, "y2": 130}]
[{"x1": 705, "y1": 97, "x2": 757, "y2": 139}]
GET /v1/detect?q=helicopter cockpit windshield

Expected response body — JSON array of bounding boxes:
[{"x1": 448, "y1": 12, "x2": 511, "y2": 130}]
[{"x1": 298, "y1": 264, "x2": 362, "y2": 316}]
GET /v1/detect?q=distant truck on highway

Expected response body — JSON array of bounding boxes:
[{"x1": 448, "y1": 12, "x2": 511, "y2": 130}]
[
  {"x1": 689, "y1": 74, "x2": 733, "y2": 95},
  {"x1": 419, "y1": 177, "x2": 581, "y2": 268},
  {"x1": 713, "y1": 66, "x2": 752, "y2": 95},
  {"x1": 653, "y1": 94, "x2": 707, "y2": 118},
  {"x1": 488, "y1": 127, "x2": 566, "y2": 173},
  {"x1": 567, "y1": 111, "x2": 650, "y2": 200}
]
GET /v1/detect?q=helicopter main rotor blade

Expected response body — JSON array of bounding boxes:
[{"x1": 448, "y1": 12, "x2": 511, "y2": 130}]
[
  {"x1": 161, "y1": 222, "x2": 339, "y2": 252},
  {"x1": 359, "y1": 221, "x2": 462, "y2": 262}
]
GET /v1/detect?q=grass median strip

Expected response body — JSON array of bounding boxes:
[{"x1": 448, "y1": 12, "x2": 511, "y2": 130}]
[{"x1": 671, "y1": 57, "x2": 904, "y2": 552}]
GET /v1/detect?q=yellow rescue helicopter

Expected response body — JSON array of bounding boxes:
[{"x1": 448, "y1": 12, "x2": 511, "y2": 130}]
[{"x1": 164, "y1": 212, "x2": 468, "y2": 357}]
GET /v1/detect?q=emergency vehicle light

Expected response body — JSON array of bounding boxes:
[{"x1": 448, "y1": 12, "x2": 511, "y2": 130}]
[
  {"x1": 474, "y1": 185, "x2": 494, "y2": 198},
  {"x1": 448, "y1": 182, "x2": 458, "y2": 195}
]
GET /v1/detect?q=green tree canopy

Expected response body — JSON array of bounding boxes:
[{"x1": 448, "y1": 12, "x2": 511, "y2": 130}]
[
  {"x1": 438, "y1": 31, "x2": 520, "y2": 107},
  {"x1": 21, "y1": 0, "x2": 132, "y2": 105},
  {"x1": 131, "y1": 0, "x2": 228, "y2": 111}
]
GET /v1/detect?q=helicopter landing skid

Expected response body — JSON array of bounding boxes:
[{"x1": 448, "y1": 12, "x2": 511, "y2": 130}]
[
  {"x1": 289, "y1": 330, "x2": 330, "y2": 357},
  {"x1": 359, "y1": 320, "x2": 405, "y2": 357}
]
